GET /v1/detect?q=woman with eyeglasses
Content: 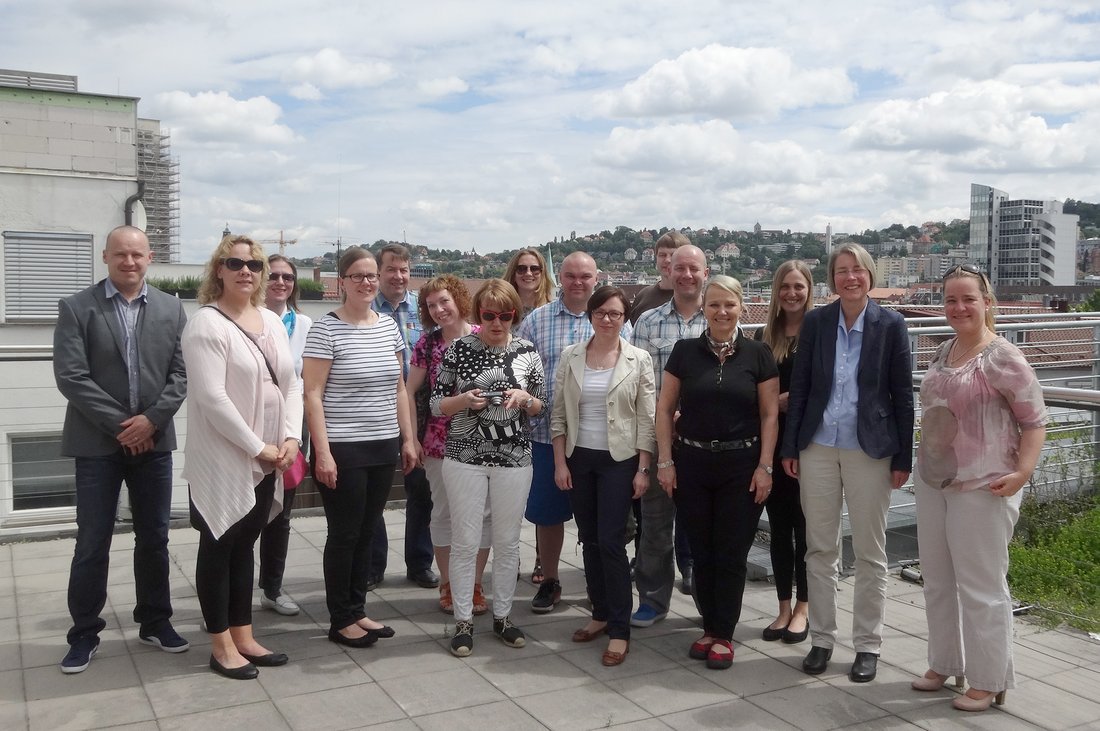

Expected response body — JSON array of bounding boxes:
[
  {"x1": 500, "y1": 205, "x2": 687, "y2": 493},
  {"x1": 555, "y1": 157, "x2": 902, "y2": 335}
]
[
  {"x1": 505, "y1": 248, "x2": 554, "y2": 322},
  {"x1": 430, "y1": 279, "x2": 546, "y2": 657},
  {"x1": 780, "y1": 243, "x2": 914, "y2": 683},
  {"x1": 182, "y1": 235, "x2": 303, "y2": 679},
  {"x1": 550, "y1": 286, "x2": 655, "y2": 667},
  {"x1": 911, "y1": 265, "x2": 1045, "y2": 712},
  {"x1": 255, "y1": 255, "x2": 313, "y2": 618},
  {"x1": 655, "y1": 275, "x2": 778, "y2": 670},
  {"x1": 303, "y1": 248, "x2": 418, "y2": 649}
]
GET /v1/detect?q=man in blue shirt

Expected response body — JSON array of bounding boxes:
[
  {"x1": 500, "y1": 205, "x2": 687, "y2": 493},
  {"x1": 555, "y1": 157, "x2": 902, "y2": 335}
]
[{"x1": 369, "y1": 244, "x2": 438, "y2": 589}]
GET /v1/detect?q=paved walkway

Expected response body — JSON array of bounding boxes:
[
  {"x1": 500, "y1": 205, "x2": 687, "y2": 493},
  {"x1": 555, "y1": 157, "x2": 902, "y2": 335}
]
[{"x1": 2, "y1": 511, "x2": 1098, "y2": 730}]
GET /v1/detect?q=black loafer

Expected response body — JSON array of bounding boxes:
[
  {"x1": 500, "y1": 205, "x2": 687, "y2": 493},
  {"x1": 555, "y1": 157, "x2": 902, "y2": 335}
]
[
  {"x1": 407, "y1": 569, "x2": 440, "y2": 588},
  {"x1": 363, "y1": 624, "x2": 395, "y2": 639},
  {"x1": 762, "y1": 625, "x2": 788, "y2": 642},
  {"x1": 209, "y1": 655, "x2": 258, "y2": 680},
  {"x1": 802, "y1": 646, "x2": 832, "y2": 675},
  {"x1": 328, "y1": 628, "x2": 378, "y2": 648},
  {"x1": 783, "y1": 625, "x2": 809, "y2": 644},
  {"x1": 366, "y1": 574, "x2": 384, "y2": 591},
  {"x1": 849, "y1": 652, "x2": 879, "y2": 683},
  {"x1": 241, "y1": 651, "x2": 288, "y2": 667}
]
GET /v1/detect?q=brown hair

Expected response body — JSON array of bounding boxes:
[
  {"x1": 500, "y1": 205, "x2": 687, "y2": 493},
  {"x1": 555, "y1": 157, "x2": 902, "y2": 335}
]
[
  {"x1": 375, "y1": 243, "x2": 411, "y2": 267},
  {"x1": 763, "y1": 260, "x2": 814, "y2": 363},
  {"x1": 198, "y1": 234, "x2": 268, "y2": 306},
  {"x1": 418, "y1": 274, "x2": 473, "y2": 328},
  {"x1": 655, "y1": 231, "x2": 690, "y2": 250},
  {"x1": 586, "y1": 285, "x2": 628, "y2": 321},
  {"x1": 337, "y1": 247, "x2": 376, "y2": 303},
  {"x1": 267, "y1": 254, "x2": 300, "y2": 311},
  {"x1": 472, "y1": 278, "x2": 522, "y2": 321},
  {"x1": 504, "y1": 248, "x2": 554, "y2": 310}
]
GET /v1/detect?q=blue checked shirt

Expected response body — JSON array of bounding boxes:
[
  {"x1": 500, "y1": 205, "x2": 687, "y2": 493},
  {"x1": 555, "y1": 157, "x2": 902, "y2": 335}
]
[
  {"x1": 104, "y1": 278, "x2": 148, "y2": 412},
  {"x1": 517, "y1": 296, "x2": 633, "y2": 443},
  {"x1": 374, "y1": 290, "x2": 422, "y2": 377},
  {"x1": 630, "y1": 300, "x2": 708, "y2": 395}
]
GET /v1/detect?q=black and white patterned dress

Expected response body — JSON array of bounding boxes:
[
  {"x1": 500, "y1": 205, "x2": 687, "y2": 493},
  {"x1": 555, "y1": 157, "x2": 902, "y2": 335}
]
[{"x1": 429, "y1": 334, "x2": 546, "y2": 468}]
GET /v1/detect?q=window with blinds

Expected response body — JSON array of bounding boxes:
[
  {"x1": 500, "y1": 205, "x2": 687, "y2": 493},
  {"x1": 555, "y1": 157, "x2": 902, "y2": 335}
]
[{"x1": 3, "y1": 231, "x2": 94, "y2": 320}]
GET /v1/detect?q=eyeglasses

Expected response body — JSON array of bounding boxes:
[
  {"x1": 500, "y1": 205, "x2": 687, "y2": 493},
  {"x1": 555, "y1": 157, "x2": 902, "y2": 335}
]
[
  {"x1": 515, "y1": 265, "x2": 542, "y2": 274},
  {"x1": 343, "y1": 273, "x2": 379, "y2": 284},
  {"x1": 269, "y1": 273, "x2": 296, "y2": 283},
  {"x1": 943, "y1": 263, "x2": 983, "y2": 279},
  {"x1": 480, "y1": 309, "x2": 516, "y2": 322},
  {"x1": 592, "y1": 310, "x2": 624, "y2": 322},
  {"x1": 222, "y1": 257, "x2": 263, "y2": 273}
]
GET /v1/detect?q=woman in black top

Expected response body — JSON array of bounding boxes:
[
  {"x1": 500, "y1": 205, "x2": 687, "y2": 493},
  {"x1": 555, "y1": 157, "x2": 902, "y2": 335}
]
[
  {"x1": 755, "y1": 261, "x2": 813, "y2": 644},
  {"x1": 655, "y1": 275, "x2": 779, "y2": 670}
]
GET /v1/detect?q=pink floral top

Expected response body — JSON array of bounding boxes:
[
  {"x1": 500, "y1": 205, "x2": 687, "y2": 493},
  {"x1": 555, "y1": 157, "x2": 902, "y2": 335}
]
[
  {"x1": 917, "y1": 337, "x2": 1046, "y2": 492},
  {"x1": 412, "y1": 325, "x2": 480, "y2": 459}
]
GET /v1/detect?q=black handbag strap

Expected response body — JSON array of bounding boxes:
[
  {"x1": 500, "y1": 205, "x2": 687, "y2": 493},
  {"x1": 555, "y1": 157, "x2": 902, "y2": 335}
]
[{"x1": 203, "y1": 305, "x2": 279, "y2": 388}]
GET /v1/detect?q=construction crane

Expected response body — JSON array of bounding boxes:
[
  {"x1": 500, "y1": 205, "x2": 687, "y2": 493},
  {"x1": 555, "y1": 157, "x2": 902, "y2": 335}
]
[{"x1": 260, "y1": 230, "x2": 298, "y2": 256}]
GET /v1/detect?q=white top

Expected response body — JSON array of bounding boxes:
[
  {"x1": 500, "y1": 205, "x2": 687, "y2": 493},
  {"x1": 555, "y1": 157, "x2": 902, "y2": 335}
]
[
  {"x1": 269, "y1": 305, "x2": 313, "y2": 377},
  {"x1": 303, "y1": 313, "x2": 405, "y2": 442},
  {"x1": 576, "y1": 364, "x2": 613, "y2": 451}
]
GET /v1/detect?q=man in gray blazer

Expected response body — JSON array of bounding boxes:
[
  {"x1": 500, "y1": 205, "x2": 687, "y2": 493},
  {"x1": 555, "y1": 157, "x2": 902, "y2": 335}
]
[{"x1": 53, "y1": 225, "x2": 189, "y2": 674}]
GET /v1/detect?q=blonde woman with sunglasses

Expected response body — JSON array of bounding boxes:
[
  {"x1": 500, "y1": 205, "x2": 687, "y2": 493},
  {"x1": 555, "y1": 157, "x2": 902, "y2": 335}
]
[{"x1": 430, "y1": 279, "x2": 546, "y2": 657}]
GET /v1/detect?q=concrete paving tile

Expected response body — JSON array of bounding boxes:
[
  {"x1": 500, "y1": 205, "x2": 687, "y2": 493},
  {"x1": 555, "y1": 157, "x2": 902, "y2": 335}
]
[
  {"x1": 11, "y1": 540, "x2": 74, "y2": 561},
  {"x1": 25, "y1": 685, "x2": 154, "y2": 730},
  {"x1": 684, "y1": 646, "x2": 815, "y2": 697},
  {"x1": 1016, "y1": 629, "x2": 1100, "y2": 666},
  {"x1": 0, "y1": 595, "x2": 17, "y2": 621},
  {"x1": 605, "y1": 666, "x2": 734, "y2": 715},
  {"x1": 0, "y1": 702, "x2": 27, "y2": 731},
  {"x1": 662, "y1": 697, "x2": 797, "y2": 730},
  {"x1": 158, "y1": 700, "x2": 290, "y2": 731},
  {"x1": 897, "y1": 695, "x2": 1044, "y2": 730},
  {"x1": 601, "y1": 719, "x2": 674, "y2": 731},
  {"x1": 0, "y1": 642, "x2": 21, "y2": 674},
  {"x1": 18, "y1": 610, "x2": 109, "y2": 642},
  {"x1": 821, "y1": 660, "x2": 947, "y2": 716},
  {"x1": 23, "y1": 652, "x2": 137, "y2": 700},
  {"x1": 999, "y1": 677, "x2": 1100, "y2": 729},
  {"x1": 352, "y1": 636, "x2": 466, "y2": 681},
  {"x1": 257, "y1": 651, "x2": 374, "y2": 698},
  {"x1": 414, "y1": 699, "x2": 547, "y2": 731},
  {"x1": 0, "y1": 667, "x2": 23, "y2": 704},
  {"x1": 363, "y1": 721, "x2": 419, "y2": 731},
  {"x1": 514, "y1": 682, "x2": 651, "y2": 730},
  {"x1": 558, "y1": 639, "x2": 682, "y2": 681},
  {"x1": 748, "y1": 681, "x2": 891, "y2": 730},
  {"x1": 1045, "y1": 667, "x2": 1100, "y2": 702},
  {"x1": 837, "y1": 715, "x2": 925, "y2": 729},
  {"x1": 276, "y1": 681, "x2": 406, "y2": 730},
  {"x1": 10, "y1": 555, "x2": 71, "y2": 578},
  {"x1": 12, "y1": 570, "x2": 69, "y2": 597},
  {"x1": 377, "y1": 665, "x2": 505, "y2": 716},
  {"x1": 1012, "y1": 643, "x2": 1081, "y2": 679},
  {"x1": 128, "y1": 646, "x2": 214, "y2": 684},
  {"x1": 472, "y1": 651, "x2": 595, "y2": 698},
  {"x1": 143, "y1": 667, "x2": 270, "y2": 718}
]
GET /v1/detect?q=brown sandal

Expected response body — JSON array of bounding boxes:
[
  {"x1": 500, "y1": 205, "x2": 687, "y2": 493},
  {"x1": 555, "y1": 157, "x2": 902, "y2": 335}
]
[
  {"x1": 531, "y1": 559, "x2": 544, "y2": 585},
  {"x1": 472, "y1": 583, "x2": 488, "y2": 616},
  {"x1": 439, "y1": 582, "x2": 453, "y2": 614}
]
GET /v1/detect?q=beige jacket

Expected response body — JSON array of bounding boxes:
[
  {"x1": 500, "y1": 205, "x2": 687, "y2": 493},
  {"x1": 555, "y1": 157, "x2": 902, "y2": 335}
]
[{"x1": 550, "y1": 336, "x2": 656, "y2": 462}]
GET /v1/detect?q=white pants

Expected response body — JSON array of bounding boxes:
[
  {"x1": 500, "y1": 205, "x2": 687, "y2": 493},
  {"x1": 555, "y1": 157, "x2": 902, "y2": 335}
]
[
  {"x1": 799, "y1": 442, "x2": 893, "y2": 653},
  {"x1": 916, "y1": 478, "x2": 1020, "y2": 691},
  {"x1": 425, "y1": 456, "x2": 491, "y2": 549},
  {"x1": 442, "y1": 459, "x2": 532, "y2": 622}
]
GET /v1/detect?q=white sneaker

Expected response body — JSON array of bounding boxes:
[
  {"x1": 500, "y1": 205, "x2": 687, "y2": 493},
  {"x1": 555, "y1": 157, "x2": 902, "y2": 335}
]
[{"x1": 261, "y1": 593, "x2": 300, "y2": 616}]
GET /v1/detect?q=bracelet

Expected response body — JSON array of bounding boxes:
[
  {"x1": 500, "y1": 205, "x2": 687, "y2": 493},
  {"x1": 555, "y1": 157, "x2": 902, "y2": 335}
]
[
  {"x1": 758, "y1": 463, "x2": 773, "y2": 475},
  {"x1": 656, "y1": 459, "x2": 674, "y2": 469}
]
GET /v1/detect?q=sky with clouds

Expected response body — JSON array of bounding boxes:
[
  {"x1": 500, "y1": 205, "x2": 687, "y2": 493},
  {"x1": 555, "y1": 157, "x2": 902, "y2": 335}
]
[{"x1": 3, "y1": 1, "x2": 1098, "y2": 262}]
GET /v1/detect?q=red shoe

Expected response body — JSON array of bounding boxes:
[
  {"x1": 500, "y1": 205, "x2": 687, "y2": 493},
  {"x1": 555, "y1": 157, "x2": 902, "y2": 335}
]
[
  {"x1": 472, "y1": 583, "x2": 488, "y2": 616},
  {"x1": 706, "y1": 639, "x2": 734, "y2": 670},
  {"x1": 689, "y1": 636, "x2": 716, "y2": 660},
  {"x1": 438, "y1": 583, "x2": 453, "y2": 614}
]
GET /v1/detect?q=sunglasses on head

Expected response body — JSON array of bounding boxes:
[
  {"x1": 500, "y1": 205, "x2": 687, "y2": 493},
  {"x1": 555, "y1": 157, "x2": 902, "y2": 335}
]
[
  {"x1": 943, "y1": 263, "x2": 983, "y2": 279},
  {"x1": 480, "y1": 309, "x2": 516, "y2": 322},
  {"x1": 515, "y1": 264, "x2": 542, "y2": 274},
  {"x1": 222, "y1": 257, "x2": 264, "y2": 273}
]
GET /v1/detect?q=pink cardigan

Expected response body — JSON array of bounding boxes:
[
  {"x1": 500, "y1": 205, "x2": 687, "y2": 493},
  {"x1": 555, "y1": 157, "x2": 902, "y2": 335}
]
[{"x1": 181, "y1": 307, "x2": 303, "y2": 538}]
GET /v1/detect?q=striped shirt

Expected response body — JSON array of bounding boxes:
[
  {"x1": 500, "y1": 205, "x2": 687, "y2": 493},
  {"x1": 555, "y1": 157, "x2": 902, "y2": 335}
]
[
  {"x1": 517, "y1": 296, "x2": 633, "y2": 443},
  {"x1": 630, "y1": 299, "x2": 707, "y2": 394},
  {"x1": 104, "y1": 278, "x2": 147, "y2": 412},
  {"x1": 303, "y1": 313, "x2": 405, "y2": 442}
]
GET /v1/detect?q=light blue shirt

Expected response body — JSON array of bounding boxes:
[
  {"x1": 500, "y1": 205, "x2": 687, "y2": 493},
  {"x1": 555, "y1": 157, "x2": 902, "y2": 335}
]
[
  {"x1": 104, "y1": 278, "x2": 148, "y2": 413},
  {"x1": 373, "y1": 289, "x2": 421, "y2": 377},
  {"x1": 811, "y1": 303, "x2": 867, "y2": 451}
]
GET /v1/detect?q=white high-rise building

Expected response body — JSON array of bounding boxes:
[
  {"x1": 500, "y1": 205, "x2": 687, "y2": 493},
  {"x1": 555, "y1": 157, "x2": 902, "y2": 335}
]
[{"x1": 969, "y1": 183, "x2": 1079, "y2": 287}]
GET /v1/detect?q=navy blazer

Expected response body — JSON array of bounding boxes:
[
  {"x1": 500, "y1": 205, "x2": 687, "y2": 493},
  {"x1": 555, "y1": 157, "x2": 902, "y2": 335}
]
[
  {"x1": 53, "y1": 280, "x2": 188, "y2": 457},
  {"x1": 780, "y1": 299, "x2": 914, "y2": 473}
]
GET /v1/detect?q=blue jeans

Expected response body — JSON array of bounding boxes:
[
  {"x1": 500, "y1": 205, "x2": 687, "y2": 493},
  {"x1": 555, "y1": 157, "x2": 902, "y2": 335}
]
[
  {"x1": 368, "y1": 466, "x2": 434, "y2": 576},
  {"x1": 67, "y1": 450, "x2": 174, "y2": 645}
]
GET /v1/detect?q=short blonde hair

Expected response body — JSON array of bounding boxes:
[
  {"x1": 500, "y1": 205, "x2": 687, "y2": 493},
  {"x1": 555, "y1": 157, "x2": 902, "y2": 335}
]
[
  {"x1": 198, "y1": 235, "x2": 268, "y2": 306},
  {"x1": 703, "y1": 275, "x2": 744, "y2": 306},
  {"x1": 827, "y1": 242, "x2": 876, "y2": 293},
  {"x1": 473, "y1": 278, "x2": 522, "y2": 321}
]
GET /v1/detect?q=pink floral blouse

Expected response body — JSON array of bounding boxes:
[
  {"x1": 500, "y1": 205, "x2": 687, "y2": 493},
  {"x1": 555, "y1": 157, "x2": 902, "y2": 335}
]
[
  {"x1": 917, "y1": 336, "x2": 1047, "y2": 492},
  {"x1": 411, "y1": 325, "x2": 479, "y2": 459}
]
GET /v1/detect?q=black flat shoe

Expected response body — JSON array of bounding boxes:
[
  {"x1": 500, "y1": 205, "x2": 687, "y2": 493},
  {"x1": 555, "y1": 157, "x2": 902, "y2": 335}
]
[
  {"x1": 365, "y1": 625, "x2": 395, "y2": 639},
  {"x1": 802, "y1": 646, "x2": 832, "y2": 675},
  {"x1": 849, "y1": 652, "x2": 879, "y2": 683},
  {"x1": 328, "y1": 628, "x2": 378, "y2": 648},
  {"x1": 407, "y1": 569, "x2": 440, "y2": 588},
  {"x1": 762, "y1": 624, "x2": 788, "y2": 641},
  {"x1": 241, "y1": 651, "x2": 288, "y2": 667},
  {"x1": 209, "y1": 655, "x2": 258, "y2": 680},
  {"x1": 782, "y1": 625, "x2": 809, "y2": 644}
]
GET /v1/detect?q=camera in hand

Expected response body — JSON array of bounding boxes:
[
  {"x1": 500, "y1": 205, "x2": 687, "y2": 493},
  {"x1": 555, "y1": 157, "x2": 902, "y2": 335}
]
[{"x1": 480, "y1": 390, "x2": 505, "y2": 406}]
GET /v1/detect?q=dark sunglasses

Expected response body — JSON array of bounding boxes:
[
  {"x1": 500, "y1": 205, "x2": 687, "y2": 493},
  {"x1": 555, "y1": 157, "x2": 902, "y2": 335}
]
[
  {"x1": 269, "y1": 273, "x2": 296, "y2": 283},
  {"x1": 222, "y1": 257, "x2": 264, "y2": 273},
  {"x1": 515, "y1": 264, "x2": 542, "y2": 274},
  {"x1": 942, "y1": 263, "x2": 983, "y2": 279},
  {"x1": 480, "y1": 309, "x2": 516, "y2": 322}
]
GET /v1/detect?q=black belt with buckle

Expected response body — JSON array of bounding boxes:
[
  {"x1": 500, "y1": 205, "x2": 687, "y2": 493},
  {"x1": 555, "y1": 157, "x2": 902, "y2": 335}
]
[{"x1": 677, "y1": 435, "x2": 759, "y2": 451}]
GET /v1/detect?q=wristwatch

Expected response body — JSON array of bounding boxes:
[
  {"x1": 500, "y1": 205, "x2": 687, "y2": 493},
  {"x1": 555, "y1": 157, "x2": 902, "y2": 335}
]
[
  {"x1": 638, "y1": 466, "x2": 651, "y2": 476},
  {"x1": 758, "y1": 463, "x2": 773, "y2": 475},
  {"x1": 524, "y1": 397, "x2": 534, "y2": 409}
]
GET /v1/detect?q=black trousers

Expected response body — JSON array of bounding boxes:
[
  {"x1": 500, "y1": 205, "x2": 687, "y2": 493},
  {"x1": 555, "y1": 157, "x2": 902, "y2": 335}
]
[
  {"x1": 258, "y1": 486, "x2": 297, "y2": 598},
  {"x1": 566, "y1": 447, "x2": 637, "y2": 640},
  {"x1": 318, "y1": 463, "x2": 394, "y2": 630},
  {"x1": 674, "y1": 444, "x2": 763, "y2": 641},
  {"x1": 765, "y1": 461, "x2": 808, "y2": 603},
  {"x1": 194, "y1": 475, "x2": 275, "y2": 634}
]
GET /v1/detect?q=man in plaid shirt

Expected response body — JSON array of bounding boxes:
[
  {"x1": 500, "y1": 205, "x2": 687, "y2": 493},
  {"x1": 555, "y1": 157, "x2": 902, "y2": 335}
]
[
  {"x1": 629, "y1": 245, "x2": 709, "y2": 627},
  {"x1": 518, "y1": 252, "x2": 632, "y2": 613}
]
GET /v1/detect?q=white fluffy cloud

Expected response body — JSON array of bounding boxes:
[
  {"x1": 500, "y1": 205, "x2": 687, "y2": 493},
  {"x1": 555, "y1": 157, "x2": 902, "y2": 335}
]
[
  {"x1": 285, "y1": 48, "x2": 394, "y2": 91},
  {"x1": 598, "y1": 44, "x2": 855, "y2": 119},
  {"x1": 417, "y1": 76, "x2": 470, "y2": 97},
  {"x1": 149, "y1": 91, "x2": 296, "y2": 145}
]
